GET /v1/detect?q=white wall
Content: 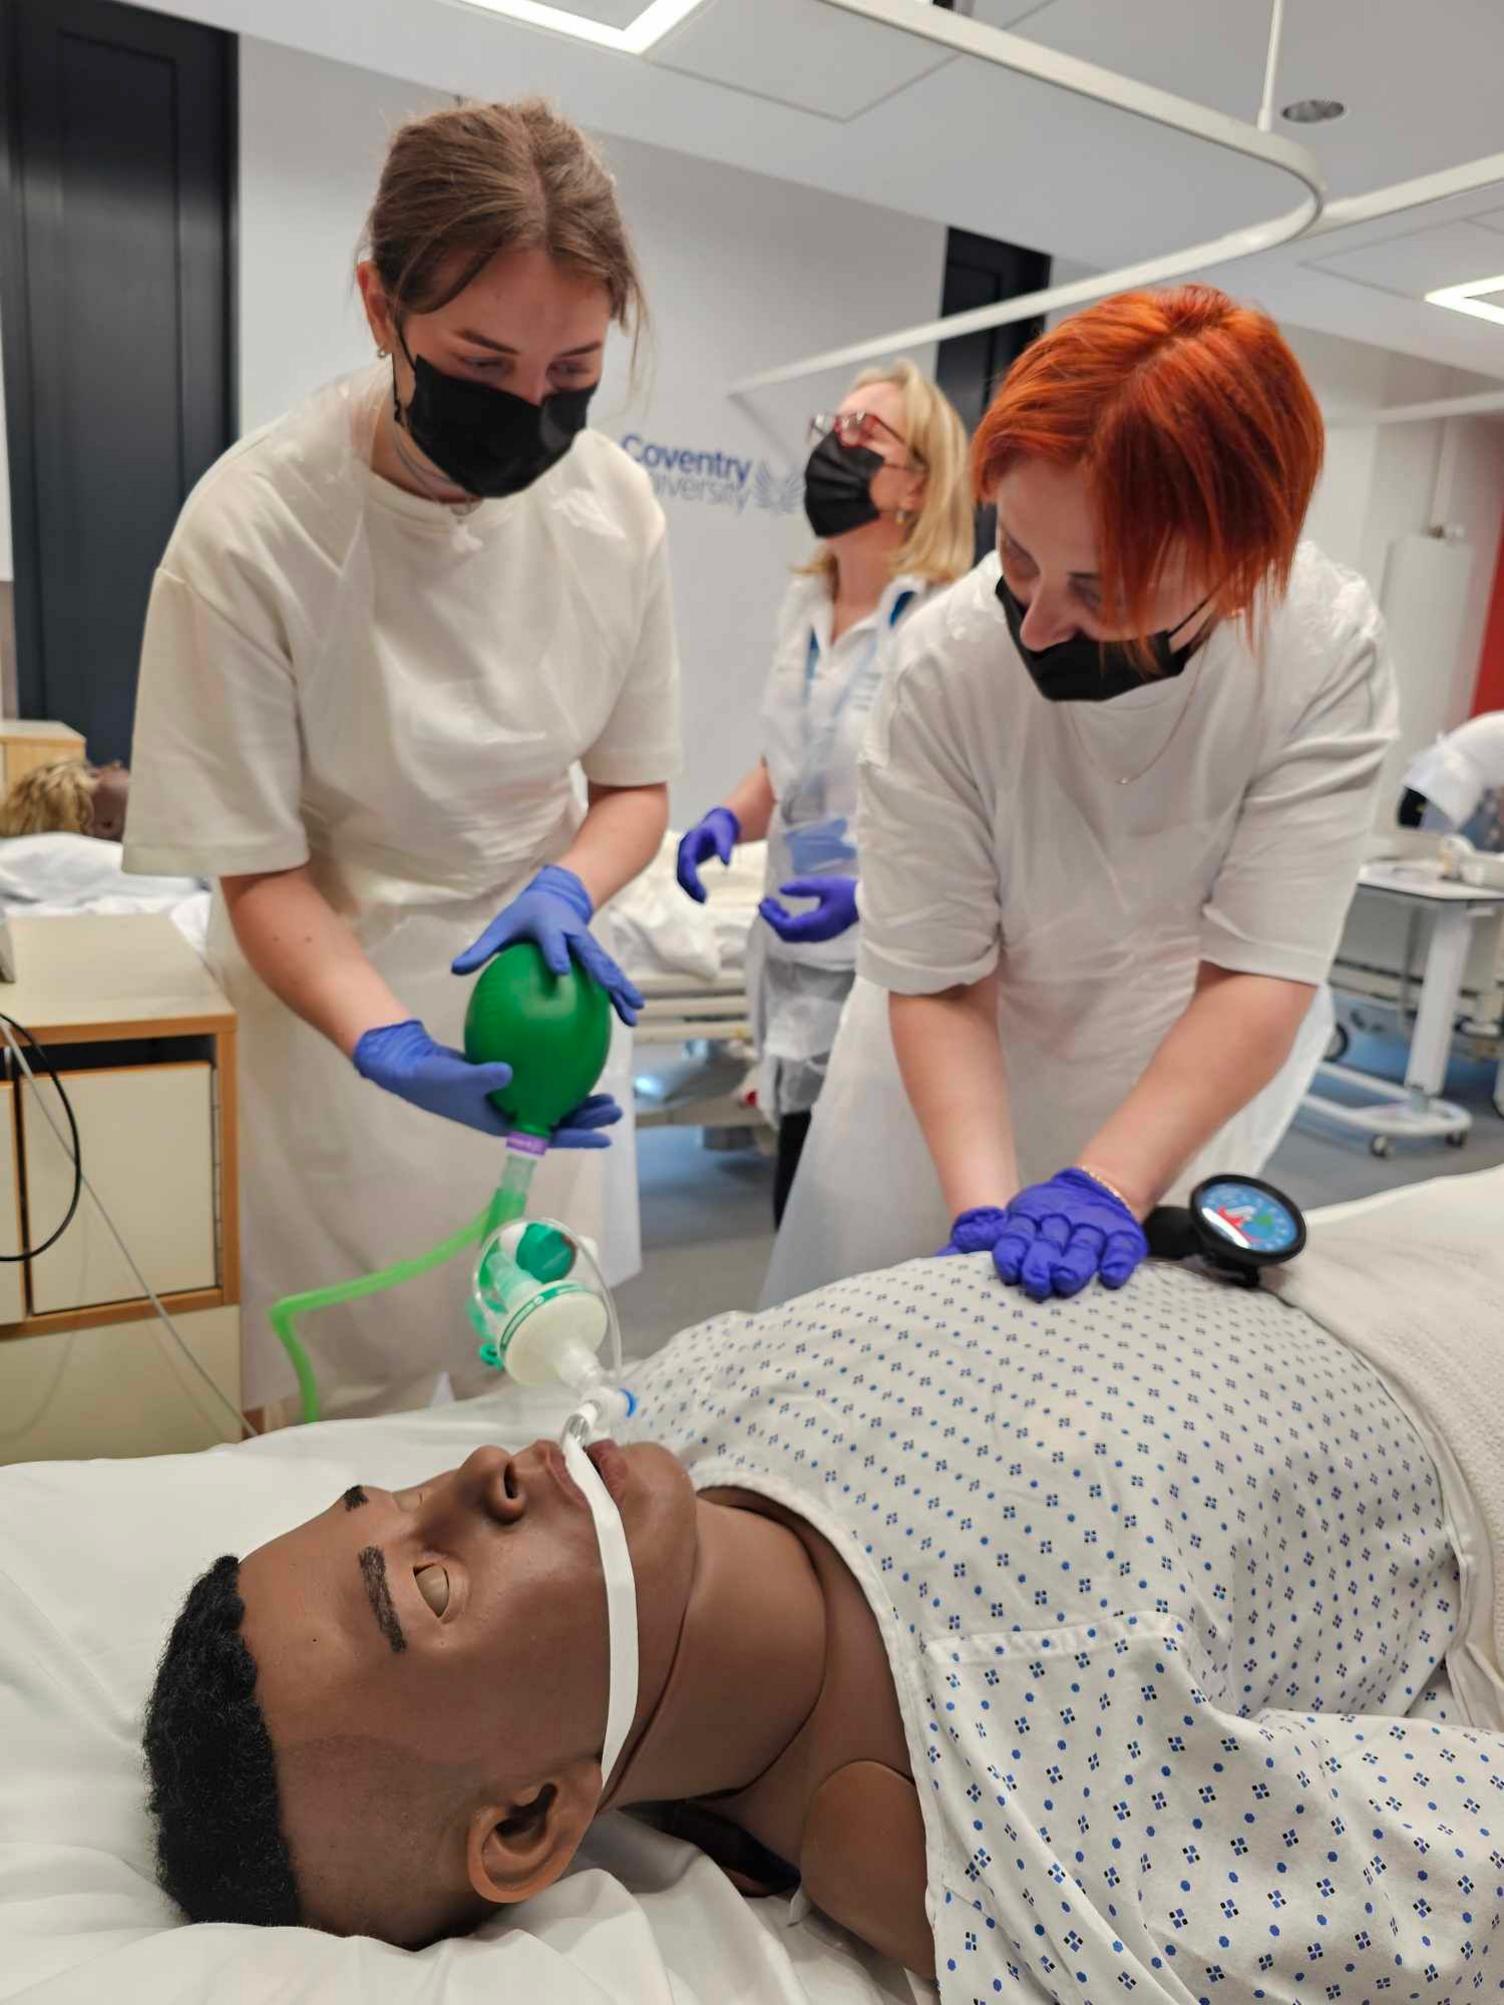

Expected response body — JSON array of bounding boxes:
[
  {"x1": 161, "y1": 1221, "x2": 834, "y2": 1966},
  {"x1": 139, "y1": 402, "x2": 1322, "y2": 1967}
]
[
  {"x1": 238, "y1": 47, "x2": 451, "y2": 432},
  {"x1": 1287, "y1": 327, "x2": 1504, "y2": 787},
  {"x1": 238, "y1": 38, "x2": 945, "y2": 821}
]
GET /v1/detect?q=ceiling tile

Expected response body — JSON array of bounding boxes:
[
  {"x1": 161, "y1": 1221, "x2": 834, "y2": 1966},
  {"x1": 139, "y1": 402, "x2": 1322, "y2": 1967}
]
[
  {"x1": 648, "y1": 0, "x2": 953, "y2": 120},
  {"x1": 1310, "y1": 217, "x2": 1504, "y2": 299}
]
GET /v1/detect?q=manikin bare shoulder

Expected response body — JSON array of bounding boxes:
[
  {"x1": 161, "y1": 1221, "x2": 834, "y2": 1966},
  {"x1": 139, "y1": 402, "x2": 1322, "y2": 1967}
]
[{"x1": 697, "y1": 1488, "x2": 934, "y2": 1979}]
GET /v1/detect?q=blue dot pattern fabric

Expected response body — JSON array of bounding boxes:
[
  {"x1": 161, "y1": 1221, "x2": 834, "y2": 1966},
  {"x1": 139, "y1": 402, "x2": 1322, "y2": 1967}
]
[{"x1": 621, "y1": 1255, "x2": 1504, "y2": 2002}]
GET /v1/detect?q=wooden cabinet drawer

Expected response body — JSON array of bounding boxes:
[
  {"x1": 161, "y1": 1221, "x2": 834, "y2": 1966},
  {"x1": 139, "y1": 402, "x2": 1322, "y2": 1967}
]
[{"x1": 24, "y1": 1062, "x2": 216, "y2": 1314}]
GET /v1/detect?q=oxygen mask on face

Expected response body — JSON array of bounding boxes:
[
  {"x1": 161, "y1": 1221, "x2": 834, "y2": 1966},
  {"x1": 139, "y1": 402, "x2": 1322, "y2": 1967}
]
[{"x1": 470, "y1": 1216, "x2": 635, "y2": 1439}]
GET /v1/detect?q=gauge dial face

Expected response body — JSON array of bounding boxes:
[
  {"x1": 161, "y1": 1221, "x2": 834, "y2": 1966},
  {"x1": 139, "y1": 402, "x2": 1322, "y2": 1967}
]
[{"x1": 1195, "y1": 1179, "x2": 1303, "y2": 1258}]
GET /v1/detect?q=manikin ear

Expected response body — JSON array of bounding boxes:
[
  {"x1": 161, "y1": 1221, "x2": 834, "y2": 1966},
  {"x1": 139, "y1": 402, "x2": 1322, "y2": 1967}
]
[{"x1": 465, "y1": 1760, "x2": 600, "y2": 1908}]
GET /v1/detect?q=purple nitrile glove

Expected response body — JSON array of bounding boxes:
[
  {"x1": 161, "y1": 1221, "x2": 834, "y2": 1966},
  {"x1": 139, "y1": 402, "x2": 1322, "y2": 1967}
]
[
  {"x1": 354, "y1": 1021, "x2": 623, "y2": 1149},
  {"x1": 990, "y1": 1168, "x2": 1148, "y2": 1302},
  {"x1": 936, "y1": 1206, "x2": 1011, "y2": 1257},
  {"x1": 547, "y1": 1093, "x2": 624, "y2": 1150},
  {"x1": 451, "y1": 864, "x2": 643, "y2": 1027},
  {"x1": 759, "y1": 875, "x2": 859, "y2": 946},
  {"x1": 676, "y1": 807, "x2": 740, "y2": 903},
  {"x1": 352, "y1": 1019, "x2": 515, "y2": 1137}
]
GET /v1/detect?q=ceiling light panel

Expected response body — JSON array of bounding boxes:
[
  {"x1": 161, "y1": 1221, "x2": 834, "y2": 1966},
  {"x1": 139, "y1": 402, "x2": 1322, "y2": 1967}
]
[
  {"x1": 454, "y1": 0, "x2": 707, "y2": 53},
  {"x1": 1427, "y1": 274, "x2": 1504, "y2": 328}
]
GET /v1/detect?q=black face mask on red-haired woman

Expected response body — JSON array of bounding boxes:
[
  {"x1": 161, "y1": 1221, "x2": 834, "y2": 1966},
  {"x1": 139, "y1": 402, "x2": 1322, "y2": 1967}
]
[
  {"x1": 994, "y1": 572, "x2": 1212, "y2": 703},
  {"x1": 394, "y1": 336, "x2": 595, "y2": 498}
]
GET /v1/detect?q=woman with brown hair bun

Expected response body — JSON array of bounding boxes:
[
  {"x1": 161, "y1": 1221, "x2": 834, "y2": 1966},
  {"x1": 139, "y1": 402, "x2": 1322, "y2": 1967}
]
[{"x1": 125, "y1": 99, "x2": 681, "y2": 1417}]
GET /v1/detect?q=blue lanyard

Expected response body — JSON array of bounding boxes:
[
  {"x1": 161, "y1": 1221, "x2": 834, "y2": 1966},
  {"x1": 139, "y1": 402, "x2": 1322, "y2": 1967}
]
[{"x1": 801, "y1": 587, "x2": 916, "y2": 710}]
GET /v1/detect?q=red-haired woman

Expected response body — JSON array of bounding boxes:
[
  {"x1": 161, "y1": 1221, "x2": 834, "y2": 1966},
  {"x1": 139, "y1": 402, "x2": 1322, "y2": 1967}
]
[{"x1": 765, "y1": 286, "x2": 1395, "y2": 1307}]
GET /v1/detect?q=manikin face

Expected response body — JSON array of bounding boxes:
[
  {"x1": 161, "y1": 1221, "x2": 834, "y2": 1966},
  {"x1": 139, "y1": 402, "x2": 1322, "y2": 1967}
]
[
  {"x1": 237, "y1": 1439, "x2": 697, "y2": 1938},
  {"x1": 88, "y1": 763, "x2": 129, "y2": 842}
]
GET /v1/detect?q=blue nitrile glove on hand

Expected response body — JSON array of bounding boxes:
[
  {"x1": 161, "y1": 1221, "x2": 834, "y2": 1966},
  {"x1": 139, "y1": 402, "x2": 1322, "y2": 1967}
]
[
  {"x1": 353, "y1": 1020, "x2": 622, "y2": 1148},
  {"x1": 991, "y1": 1167, "x2": 1148, "y2": 1301},
  {"x1": 676, "y1": 807, "x2": 740, "y2": 902},
  {"x1": 451, "y1": 865, "x2": 643, "y2": 1027},
  {"x1": 759, "y1": 875, "x2": 859, "y2": 945},
  {"x1": 937, "y1": 1206, "x2": 1011, "y2": 1257}
]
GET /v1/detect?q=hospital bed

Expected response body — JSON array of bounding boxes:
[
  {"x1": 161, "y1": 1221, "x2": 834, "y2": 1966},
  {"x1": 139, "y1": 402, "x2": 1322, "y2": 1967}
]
[
  {"x1": 0, "y1": 830, "x2": 209, "y2": 951},
  {"x1": 611, "y1": 833, "x2": 766, "y2": 1138},
  {"x1": 3, "y1": 1169, "x2": 1501, "y2": 2005}
]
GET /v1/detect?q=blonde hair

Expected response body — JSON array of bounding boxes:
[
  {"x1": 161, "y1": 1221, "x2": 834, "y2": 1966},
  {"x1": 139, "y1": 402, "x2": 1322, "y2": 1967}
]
[
  {"x1": 804, "y1": 359, "x2": 972, "y2": 588},
  {"x1": 0, "y1": 759, "x2": 96, "y2": 837}
]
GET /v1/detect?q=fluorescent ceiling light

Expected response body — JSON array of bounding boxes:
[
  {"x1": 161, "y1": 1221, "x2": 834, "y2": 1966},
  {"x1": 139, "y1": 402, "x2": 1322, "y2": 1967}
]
[
  {"x1": 454, "y1": 0, "x2": 707, "y2": 52},
  {"x1": 1427, "y1": 273, "x2": 1504, "y2": 328}
]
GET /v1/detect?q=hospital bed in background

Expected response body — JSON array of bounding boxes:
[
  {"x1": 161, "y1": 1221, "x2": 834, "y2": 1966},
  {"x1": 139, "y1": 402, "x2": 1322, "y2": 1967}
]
[
  {"x1": 1304, "y1": 833, "x2": 1504, "y2": 1154},
  {"x1": 0, "y1": 831, "x2": 209, "y2": 952},
  {"x1": 610, "y1": 833, "x2": 767, "y2": 1141},
  {"x1": 0, "y1": 829, "x2": 774, "y2": 1145}
]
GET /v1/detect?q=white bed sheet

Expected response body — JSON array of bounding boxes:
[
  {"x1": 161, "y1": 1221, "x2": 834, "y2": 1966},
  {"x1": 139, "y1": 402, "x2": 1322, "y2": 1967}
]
[
  {"x1": 0, "y1": 832, "x2": 210, "y2": 955},
  {"x1": 0, "y1": 1382, "x2": 925, "y2": 2005},
  {"x1": 609, "y1": 833, "x2": 765, "y2": 985}
]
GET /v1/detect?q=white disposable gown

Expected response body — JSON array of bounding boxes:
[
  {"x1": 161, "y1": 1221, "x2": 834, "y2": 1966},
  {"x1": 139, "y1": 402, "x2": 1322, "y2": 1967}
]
[
  {"x1": 764, "y1": 544, "x2": 1393, "y2": 1305},
  {"x1": 126, "y1": 368, "x2": 680, "y2": 1412}
]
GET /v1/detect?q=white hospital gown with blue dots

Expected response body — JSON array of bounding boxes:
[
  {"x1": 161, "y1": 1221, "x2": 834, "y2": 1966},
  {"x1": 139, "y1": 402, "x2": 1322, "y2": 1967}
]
[{"x1": 622, "y1": 1255, "x2": 1504, "y2": 2002}]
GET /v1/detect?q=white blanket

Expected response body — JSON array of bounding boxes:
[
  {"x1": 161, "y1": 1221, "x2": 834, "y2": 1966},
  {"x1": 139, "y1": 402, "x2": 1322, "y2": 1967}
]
[
  {"x1": 1272, "y1": 1163, "x2": 1504, "y2": 1729},
  {"x1": 608, "y1": 833, "x2": 765, "y2": 984},
  {"x1": 0, "y1": 1383, "x2": 921, "y2": 2005}
]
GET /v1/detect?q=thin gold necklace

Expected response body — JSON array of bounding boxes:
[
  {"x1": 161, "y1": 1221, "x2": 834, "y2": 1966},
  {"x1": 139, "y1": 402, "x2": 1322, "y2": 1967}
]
[{"x1": 1065, "y1": 645, "x2": 1209, "y2": 788}]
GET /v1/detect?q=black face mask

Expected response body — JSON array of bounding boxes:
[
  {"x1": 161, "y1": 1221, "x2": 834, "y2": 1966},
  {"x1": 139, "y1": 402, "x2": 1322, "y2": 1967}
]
[
  {"x1": 994, "y1": 571, "x2": 1210, "y2": 703},
  {"x1": 804, "y1": 431, "x2": 885, "y2": 540},
  {"x1": 394, "y1": 339, "x2": 595, "y2": 498}
]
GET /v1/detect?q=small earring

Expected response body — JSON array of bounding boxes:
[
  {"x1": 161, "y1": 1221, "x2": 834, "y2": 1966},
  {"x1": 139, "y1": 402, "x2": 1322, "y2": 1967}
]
[
  {"x1": 376, "y1": 344, "x2": 389, "y2": 359},
  {"x1": 895, "y1": 506, "x2": 915, "y2": 526}
]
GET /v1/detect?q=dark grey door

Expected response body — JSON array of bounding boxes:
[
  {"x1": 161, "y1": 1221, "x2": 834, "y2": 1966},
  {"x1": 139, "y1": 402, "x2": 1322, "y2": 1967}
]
[
  {"x1": 0, "y1": 0, "x2": 233, "y2": 762},
  {"x1": 935, "y1": 229, "x2": 1052, "y2": 561}
]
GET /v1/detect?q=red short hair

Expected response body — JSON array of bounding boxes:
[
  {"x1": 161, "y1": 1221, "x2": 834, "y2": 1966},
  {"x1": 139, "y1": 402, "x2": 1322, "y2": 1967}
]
[{"x1": 971, "y1": 285, "x2": 1323, "y2": 639}]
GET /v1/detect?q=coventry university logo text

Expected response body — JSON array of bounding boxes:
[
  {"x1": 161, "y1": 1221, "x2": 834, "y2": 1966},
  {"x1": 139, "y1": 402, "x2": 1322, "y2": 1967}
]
[{"x1": 619, "y1": 433, "x2": 804, "y2": 517}]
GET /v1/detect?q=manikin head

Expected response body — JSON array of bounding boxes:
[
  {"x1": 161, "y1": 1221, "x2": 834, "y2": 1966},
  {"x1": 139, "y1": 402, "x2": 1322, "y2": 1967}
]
[{"x1": 143, "y1": 1440, "x2": 697, "y2": 1946}]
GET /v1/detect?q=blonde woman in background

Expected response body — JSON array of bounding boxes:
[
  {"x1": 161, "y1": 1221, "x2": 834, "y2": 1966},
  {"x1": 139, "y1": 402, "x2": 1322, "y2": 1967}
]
[{"x1": 676, "y1": 362, "x2": 971, "y2": 1220}]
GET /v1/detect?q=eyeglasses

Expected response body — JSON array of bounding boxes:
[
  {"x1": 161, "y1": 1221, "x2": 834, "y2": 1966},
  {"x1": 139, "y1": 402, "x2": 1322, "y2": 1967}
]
[{"x1": 808, "y1": 409, "x2": 924, "y2": 468}]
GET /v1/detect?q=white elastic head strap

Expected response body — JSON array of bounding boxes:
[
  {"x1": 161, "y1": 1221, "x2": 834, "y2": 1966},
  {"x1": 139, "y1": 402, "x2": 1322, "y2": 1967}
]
[{"x1": 561, "y1": 1429, "x2": 640, "y2": 1797}]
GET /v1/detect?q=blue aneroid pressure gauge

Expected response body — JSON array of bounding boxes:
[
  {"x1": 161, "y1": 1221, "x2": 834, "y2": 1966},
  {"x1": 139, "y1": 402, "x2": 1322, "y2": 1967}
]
[
  {"x1": 1145, "y1": 1175, "x2": 1306, "y2": 1284},
  {"x1": 1191, "y1": 1176, "x2": 1306, "y2": 1266}
]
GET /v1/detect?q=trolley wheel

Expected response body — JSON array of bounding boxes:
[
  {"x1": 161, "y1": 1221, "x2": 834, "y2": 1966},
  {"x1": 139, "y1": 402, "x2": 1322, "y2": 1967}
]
[
  {"x1": 1446, "y1": 1129, "x2": 1468, "y2": 1148},
  {"x1": 1325, "y1": 1022, "x2": 1350, "y2": 1064},
  {"x1": 1369, "y1": 1136, "x2": 1391, "y2": 1159}
]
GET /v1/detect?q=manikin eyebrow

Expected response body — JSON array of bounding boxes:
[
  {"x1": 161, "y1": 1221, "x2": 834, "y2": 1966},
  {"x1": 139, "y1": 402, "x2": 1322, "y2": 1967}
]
[
  {"x1": 358, "y1": 1545, "x2": 407, "y2": 1655},
  {"x1": 998, "y1": 519, "x2": 1100, "y2": 584},
  {"x1": 455, "y1": 329, "x2": 604, "y2": 359},
  {"x1": 341, "y1": 1485, "x2": 368, "y2": 1511}
]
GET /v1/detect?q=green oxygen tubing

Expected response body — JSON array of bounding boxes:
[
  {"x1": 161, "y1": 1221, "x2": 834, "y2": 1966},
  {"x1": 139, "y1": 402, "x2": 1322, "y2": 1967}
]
[{"x1": 267, "y1": 942, "x2": 614, "y2": 1423}]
